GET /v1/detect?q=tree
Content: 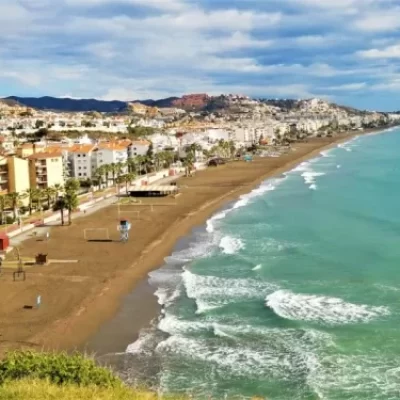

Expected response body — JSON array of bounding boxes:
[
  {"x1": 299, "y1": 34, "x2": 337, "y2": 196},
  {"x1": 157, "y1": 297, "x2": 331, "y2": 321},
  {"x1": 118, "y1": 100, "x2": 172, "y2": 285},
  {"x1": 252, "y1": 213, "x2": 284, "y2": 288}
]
[
  {"x1": 135, "y1": 155, "x2": 148, "y2": 175},
  {"x1": 35, "y1": 120, "x2": 45, "y2": 129},
  {"x1": 25, "y1": 188, "x2": 38, "y2": 215},
  {"x1": 53, "y1": 197, "x2": 66, "y2": 226},
  {"x1": 64, "y1": 179, "x2": 80, "y2": 225},
  {"x1": 43, "y1": 187, "x2": 56, "y2": 209},
  {"x1": 115, "y1": 175, "x2": 125, "y2": 193},
  {"x1": 146, "y1": 142, "x2": 154, "y2": 160},
  {"x1": 126, "y1": 157, "x2": 137, "y2": 174},
  {"x1": 0, "y1": 195, "x2": 9, "y2": 224},
  {"x1": 94, "y1": 166, "x2": 106, "y2": 190},
  {"x1": 7, "y1": 192, "x2": 22, "y2": 221},
  {"x1": 64, "y1": 190, "x2": 79, "y2": 225},
  {"x1": 34, "y1": 188, "x2": 44, "y2": 212},
  {"x1": 153, "y1": 152, "x2": 163, "y2": 171},
  {"x1": 65, "y1": 178, "x2": 80, "y2": 193},
  {"x1": 104, "y1": 164, "x2": 113, "y2": 187}
]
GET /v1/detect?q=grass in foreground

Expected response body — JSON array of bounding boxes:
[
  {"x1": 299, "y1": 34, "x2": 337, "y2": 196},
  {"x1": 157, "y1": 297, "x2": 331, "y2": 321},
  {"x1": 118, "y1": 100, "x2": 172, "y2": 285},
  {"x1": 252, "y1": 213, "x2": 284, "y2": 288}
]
[
  {"x1": 0, "y1": 352, "x2": 182, "y2": 400},
  {"x1": 0, "y1": 379, "x2": 158, "y2": 400}
]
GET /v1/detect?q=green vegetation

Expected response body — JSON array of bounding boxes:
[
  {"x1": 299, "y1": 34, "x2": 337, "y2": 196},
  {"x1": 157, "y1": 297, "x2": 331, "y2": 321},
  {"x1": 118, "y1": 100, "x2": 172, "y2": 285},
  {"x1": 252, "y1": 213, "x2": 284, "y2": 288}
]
[
  {"x1": 0, "y1": 351, "x2": 120, "y2": 387},
  {"x1": 0, "y1": 351, "x2": 183, "y2": 400},
  {"x1": 0, "y1": 379, "x2": 156, "y2": 400}
]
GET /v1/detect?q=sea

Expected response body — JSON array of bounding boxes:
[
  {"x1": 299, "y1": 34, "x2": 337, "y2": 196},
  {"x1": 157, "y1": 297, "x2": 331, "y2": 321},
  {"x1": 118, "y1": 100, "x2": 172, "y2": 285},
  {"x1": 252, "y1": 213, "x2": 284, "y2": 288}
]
[{"x1": 124, "y1": 128, "x2": 400, "y2": 399}]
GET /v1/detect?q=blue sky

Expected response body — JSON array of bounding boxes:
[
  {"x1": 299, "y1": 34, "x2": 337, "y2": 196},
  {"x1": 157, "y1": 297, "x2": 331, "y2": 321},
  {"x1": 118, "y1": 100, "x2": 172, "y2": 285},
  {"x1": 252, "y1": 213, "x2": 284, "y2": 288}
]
[{"x1": 2, "y1": 0, "x2": 400, "y2": 110}]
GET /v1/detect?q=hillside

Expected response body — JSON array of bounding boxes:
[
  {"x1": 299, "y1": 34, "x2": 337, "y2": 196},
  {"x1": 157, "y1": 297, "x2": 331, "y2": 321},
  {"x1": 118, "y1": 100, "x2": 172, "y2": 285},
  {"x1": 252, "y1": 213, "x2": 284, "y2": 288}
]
[
  {"x1": 5, "y1": 96, "x2": 128, "y2": 113},
  {"x1": 1, "y1": 94, "x2": 379, "y2": 116}
]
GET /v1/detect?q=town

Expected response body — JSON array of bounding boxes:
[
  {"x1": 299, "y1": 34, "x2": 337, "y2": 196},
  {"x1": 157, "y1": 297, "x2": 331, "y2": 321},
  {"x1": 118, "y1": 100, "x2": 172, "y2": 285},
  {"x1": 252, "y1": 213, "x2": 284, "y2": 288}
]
[{"x1": 0, "y1": 93, "x2": 399, "y2": 225}]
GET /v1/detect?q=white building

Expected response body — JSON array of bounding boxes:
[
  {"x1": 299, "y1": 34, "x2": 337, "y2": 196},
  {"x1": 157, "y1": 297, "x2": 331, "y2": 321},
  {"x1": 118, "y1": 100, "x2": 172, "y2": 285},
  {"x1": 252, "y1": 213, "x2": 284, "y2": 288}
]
[
  {"x1": 128, "y1": 140, "x2": 151, "y2": 157},
  {"x1": 68, "y1": 144, "x2": 97, "y2": 179}
]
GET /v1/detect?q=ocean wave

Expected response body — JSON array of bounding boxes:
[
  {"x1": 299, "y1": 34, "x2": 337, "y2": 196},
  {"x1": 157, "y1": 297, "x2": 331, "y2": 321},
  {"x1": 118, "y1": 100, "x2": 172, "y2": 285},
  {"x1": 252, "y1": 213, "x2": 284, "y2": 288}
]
[
  {"x1": 291, "y1": 161, "x2": 326, "y2": 190},
  {"x1": 165, "y1": 232, "x2": 218, "y2": 264},
  {"x1": 183, "y1": 269, "x2": 278, "y2": 314},
  {"x1": 156, "y1": 328, "x2": 332, "y2": 380},
  {"x1": 126, "y1": 328, "x2": 158, "y2": 355},
  {"x1": 252, "y1": 264, "x2": 262, "y2": 271},
  {"x1": 308, "y1": 353, "x2": 400, "y2": 400},
  {"x1": 219, "y1": 235, "x2": 244, "y2": 255},
  {"x1": 154, "y1": 287, "x2": 181, "y2": 307},
  {"x1": 206, "y1": 179, "x2": 283, "y2": 233},
  {"x1": 320, "y1": 149, "x2": 334, "y2": 158},
  {"x1": 266, "y1": 290, "x2": 389, "y2": 325}
]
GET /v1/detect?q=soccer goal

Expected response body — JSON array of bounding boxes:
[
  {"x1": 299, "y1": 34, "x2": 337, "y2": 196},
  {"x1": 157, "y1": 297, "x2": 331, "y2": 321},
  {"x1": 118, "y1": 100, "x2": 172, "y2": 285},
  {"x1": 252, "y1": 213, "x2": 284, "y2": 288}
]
[
  {"x1": 83, "y1": 228, "x2": 110, "y2": 241},
  {"x1": 116, "y1": 204, "x2": 141, "y2": 219}
]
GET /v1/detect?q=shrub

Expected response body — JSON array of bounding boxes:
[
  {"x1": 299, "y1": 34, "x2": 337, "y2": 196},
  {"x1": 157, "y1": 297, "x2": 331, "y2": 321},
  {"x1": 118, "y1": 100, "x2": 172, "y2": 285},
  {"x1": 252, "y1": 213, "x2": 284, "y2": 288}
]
[{"x1": 0, "y1": 351, "x2": 122, "y2": 388}]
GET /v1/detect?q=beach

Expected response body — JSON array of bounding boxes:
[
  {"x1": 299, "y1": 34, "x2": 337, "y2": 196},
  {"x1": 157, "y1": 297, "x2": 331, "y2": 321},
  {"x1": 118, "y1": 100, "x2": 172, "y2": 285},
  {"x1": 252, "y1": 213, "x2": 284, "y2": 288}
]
[{"x1": 0, "y1": 132, "x2": 378, "y2": 357}]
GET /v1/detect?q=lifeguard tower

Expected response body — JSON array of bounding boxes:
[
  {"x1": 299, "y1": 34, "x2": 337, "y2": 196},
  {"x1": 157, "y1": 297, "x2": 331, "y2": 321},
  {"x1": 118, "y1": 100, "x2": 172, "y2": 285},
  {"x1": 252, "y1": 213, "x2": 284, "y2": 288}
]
[{"x1": 118, "y1": 219, "x2": 131, "y2": 242}]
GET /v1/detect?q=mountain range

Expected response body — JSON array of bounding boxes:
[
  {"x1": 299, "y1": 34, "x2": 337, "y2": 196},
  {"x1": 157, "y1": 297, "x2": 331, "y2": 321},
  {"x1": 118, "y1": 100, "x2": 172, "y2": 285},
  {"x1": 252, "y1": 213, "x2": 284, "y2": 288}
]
[
  {"x1": 3, "y1": 96, "x2": 182, "y2": 113},
  {"x1": 1, "y1": 94, "x2": 375, "y2": 114}
]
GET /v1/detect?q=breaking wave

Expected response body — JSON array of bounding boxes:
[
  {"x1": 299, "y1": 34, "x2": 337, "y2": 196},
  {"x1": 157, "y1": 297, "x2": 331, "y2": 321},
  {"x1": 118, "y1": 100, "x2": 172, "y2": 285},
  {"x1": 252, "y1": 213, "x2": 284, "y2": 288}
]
[{"x1": 266, "y1": 290, "x2": 390, "y2": 325}]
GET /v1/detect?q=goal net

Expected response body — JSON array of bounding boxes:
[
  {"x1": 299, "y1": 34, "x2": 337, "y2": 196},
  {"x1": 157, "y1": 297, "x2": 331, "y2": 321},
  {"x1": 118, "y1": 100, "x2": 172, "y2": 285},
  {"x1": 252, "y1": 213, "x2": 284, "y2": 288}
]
[{"x1": 83, "y1": 228, "x2": 110, "y2": 241}]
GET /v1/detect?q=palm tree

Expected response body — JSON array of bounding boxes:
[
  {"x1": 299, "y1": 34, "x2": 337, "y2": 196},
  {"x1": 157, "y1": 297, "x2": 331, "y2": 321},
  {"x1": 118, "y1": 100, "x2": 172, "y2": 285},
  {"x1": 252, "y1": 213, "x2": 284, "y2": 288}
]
[
  {"x1": 43, "y1": 187, "x2": 56, "y2": 209},
  {"x1": 64, "y1": 179, "x2": 80, "y2": 225},
  {"x1": 34, "y1": 188, "x2": 44, "y2": 212},
  {"x1": 0, "y1": 194, "x2": 9, "y2": 225},
  {"x1": 121, "y1": 172, "x2": 136, "y2": 193},
  {"x1": 116, "y1": 161, "x2": 125, "y2": 177},
  {"x1": 25, "y1": 188, "x2": 38, "y2": 215},
  {"x1": 110, "y1": 163, "x2": 118, "y2": 186},
  {"x1": 104, "y1": 164, "x2": 113, "y2": 187},
  {"x1": 126, "y1": 157, "x2": 137, "y2": 174},
  {"x1": 183, "y1": 157, "x2": 194, "y2": 177},
  {"x1": 163, "y1": 151, "x2": 175, "y2": 168},
  {"x1": 93, "y1": 166, "x2": 105, "y2": 190},
  {"x1": 153, "y1": 153, "x2": 163, "y2": 171},
  {"x1": 53, "y1": 197, "x2": 66, "y2": 226},
  {"x1": 64, "y1": 190, "x2": 79, "y2": 225},
  {"x1": 54, "y1": 183, "x2": 64, "y2": 198},
  {"x1": 7, "y1": 192, "x2": 22, "y2": 221},
  {"x1": 115, "y1": 175, "x2": 125, "y2": 194},
  {"x1": 135, "y1": 155, "x2": 147, "y2": 175}
]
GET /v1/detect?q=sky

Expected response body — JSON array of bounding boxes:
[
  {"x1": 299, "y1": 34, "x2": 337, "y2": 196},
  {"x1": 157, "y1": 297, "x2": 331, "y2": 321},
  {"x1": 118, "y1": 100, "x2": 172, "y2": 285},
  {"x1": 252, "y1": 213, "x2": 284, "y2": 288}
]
[{"x1": 1, "y1": 0, "x2": 400, "y2": 110}]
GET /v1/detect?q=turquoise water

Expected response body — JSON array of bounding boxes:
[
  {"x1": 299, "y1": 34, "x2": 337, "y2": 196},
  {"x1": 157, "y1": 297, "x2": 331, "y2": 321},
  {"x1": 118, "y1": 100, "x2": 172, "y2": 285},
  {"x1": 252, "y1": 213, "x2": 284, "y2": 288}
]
[{"x1": 128, "y1": 128, "x2": 400, "y2": 399}]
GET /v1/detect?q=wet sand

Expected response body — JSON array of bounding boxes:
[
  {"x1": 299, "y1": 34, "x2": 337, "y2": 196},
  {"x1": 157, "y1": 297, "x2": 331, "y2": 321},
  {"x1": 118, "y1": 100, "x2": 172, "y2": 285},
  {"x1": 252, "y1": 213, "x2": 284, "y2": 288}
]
[{"x1": 0, "y1": 133, "x2": 377, "y2": 357}]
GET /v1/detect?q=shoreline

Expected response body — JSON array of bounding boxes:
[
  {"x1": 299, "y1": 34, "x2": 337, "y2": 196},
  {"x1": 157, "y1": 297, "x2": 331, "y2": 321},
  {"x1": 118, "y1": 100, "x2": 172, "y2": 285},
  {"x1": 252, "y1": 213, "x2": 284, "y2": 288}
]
[
  {"x1": 0, "y1": 127, "x2": 391, "y2": 357},
  {"x1": 78, "y1": 127, "x2": 389, "y2": 356}
]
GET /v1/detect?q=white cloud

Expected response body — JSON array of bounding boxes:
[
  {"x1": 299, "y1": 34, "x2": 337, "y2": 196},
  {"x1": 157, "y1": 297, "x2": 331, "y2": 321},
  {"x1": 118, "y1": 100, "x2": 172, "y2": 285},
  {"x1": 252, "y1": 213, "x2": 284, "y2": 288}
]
[
  {"x1": 325, "y1": 82, "x2": 367, "y2": 91},
  {"x1": 353, "y1": 12, "x2": 400, "y2": 32},
  {"x1": 357, "y1": 44, "x2": 400, "y2": 59},
  {"x1": 64, "y1": 0, "x2": 186, "y2": 11},
  {"x1": 0, "y1": 71, "x2": 41, "y2": 86}
]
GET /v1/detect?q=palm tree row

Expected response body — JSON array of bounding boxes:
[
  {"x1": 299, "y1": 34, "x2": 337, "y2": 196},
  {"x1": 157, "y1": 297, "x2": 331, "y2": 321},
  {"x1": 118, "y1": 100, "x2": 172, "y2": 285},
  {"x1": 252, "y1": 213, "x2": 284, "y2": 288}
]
[
  {"x1": 93, "y1": 151, "x2": 176, "y2": 190},
  {"x1": 0, "y1": 183, "x2": 65, "y2": 225}
]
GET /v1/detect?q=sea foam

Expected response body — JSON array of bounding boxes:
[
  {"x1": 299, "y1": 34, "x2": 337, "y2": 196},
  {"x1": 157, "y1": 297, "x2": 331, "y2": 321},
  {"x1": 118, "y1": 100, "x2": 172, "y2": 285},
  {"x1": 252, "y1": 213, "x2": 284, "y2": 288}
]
[{"x1": 266, "y1": 290, "x2": 389, "y2": 325}]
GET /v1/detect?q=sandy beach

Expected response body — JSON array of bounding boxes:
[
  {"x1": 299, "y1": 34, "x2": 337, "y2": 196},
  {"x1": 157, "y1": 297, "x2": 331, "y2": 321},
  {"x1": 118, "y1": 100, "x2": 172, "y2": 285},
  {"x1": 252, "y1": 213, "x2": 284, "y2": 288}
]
[{"x1": 0, "y1": 132, "x2": 379, "y2": 357}]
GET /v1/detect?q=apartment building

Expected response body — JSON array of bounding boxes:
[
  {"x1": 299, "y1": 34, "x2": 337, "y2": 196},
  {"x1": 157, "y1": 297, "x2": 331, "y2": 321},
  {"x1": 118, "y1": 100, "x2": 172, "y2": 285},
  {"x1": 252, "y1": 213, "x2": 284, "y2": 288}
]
[
  {"x1": 16, "y1": 143, "x2": 46, "y2": 158},
  {"x1": 128, "y1": 140, "x2": 150, "y2": 157},
  {"x1": 68, "y1": 144, "x2": 97, "y2": 179},
  {"x1": 28, "y1": 152, "x2": 64, "y2": 189},
  {"x1": 0, "y1": 156, "x2": 30, "y2": 195},
  {"x1": 96, "y1": 142, "x2": 129, "y2": 172}
]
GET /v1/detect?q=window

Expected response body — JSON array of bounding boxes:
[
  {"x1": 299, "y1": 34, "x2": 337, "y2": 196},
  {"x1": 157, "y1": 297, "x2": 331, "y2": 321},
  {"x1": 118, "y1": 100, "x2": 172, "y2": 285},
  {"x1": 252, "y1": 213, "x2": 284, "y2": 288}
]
[
  {"x1": 78, "y1": 173, "x2": 82, "y2": 176},
  {"x1": 83, "y1": 154, "x2": 87, "y2": 157},
  {"x1": 77, "y1": 154, "x2": 81, "y2": 157},
  {"x1": 78, "y1": 167, "x2": 81, "y2": 170}
]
